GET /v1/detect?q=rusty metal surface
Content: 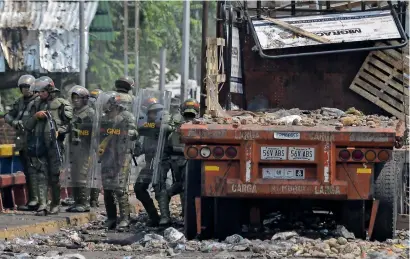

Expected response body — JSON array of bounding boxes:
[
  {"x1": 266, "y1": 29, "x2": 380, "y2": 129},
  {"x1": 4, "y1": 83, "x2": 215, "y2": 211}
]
[
  {"x1": 200, "y1": 155, "x2": 374, "y2": 200},
  {"x1": 221, "y1": 30, "x2": 391, "y2": 116},
  {"x1": 181, "y1": 123, "x2": 397, "y2": 145},
  {"x1": 368, "y1": 200, "x2": 380, "y2": 239},
  {"x1": 0, "y1": 0, "x2": 98, "y2": 72}
]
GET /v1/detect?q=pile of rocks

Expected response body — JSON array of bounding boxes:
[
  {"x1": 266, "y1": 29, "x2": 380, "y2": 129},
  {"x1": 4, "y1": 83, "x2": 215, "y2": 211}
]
[{"x1": 192, "y1": 107, "x2": 400, "y2": 129}]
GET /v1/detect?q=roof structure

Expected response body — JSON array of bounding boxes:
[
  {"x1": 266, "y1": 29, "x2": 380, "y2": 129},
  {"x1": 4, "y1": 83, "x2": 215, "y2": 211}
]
[{"x1": 0, "y1": 0, "x2": 98, "y2": 72}]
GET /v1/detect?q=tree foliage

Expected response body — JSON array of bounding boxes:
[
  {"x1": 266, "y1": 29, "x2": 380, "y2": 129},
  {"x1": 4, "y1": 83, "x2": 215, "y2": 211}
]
[{"x1": 87, "y1": 1, "x2": 216, "y2": 91}]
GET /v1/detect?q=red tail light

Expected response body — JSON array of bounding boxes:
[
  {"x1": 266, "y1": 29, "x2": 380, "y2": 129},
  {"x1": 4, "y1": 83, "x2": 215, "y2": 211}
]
[
  {"x1": 213, "y1": 147, "x2": 224, "y2": 158},
  {"x1": 352, "y1": 150, "x2": 364, "y2": 161},
  {"x1": 339, "y1": 150, "x2": 350, "y2": 161},
  {"x1": 225, "y1": 146, "x2": 237, "y2": 158}
]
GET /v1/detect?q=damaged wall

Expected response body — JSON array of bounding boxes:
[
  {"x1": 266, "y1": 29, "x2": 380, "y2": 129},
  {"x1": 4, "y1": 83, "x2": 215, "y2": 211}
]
[{"x1": 0, "y1": 0, "x2": 98, "y2": 72}]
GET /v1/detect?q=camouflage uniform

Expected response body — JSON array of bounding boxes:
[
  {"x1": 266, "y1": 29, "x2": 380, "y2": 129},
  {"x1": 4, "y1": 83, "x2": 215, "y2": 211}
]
[
  {"x1": 156, "y1": 98, "x2": 183, "y2": 225},
  {"x1": 98, "y1": 91, "x2": 138, "y2": 230},
  {"x1": 65, "y1": 86, "x2": 95, "y2": 213},
  {"x1": 4, "y1": 75, "x2": 37, "y2": 211},
  {"x1": 24, "y1": 77, "x2": 73, "y2": 216},
  {"x1": 133, "y1": 98, "x2": 163, "y2": 227},
  {"x1": 157, "y1": 98, "x2": 199, "y2": 224},
  {"x1": 87, "y1": 88, "x2": 104, "y2": 207}
]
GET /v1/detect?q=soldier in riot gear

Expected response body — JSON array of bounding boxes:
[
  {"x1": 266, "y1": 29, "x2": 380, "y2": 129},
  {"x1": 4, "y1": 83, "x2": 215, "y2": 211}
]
[
  {"x1": 157, "y1": 98, "x2": 199, "y2": 225},
  {"x1": 63, "y1": 86, "x2": 95, "y2": 213},
  {"x1": 91, "y1": 91, "x2": 138, "y2": 230},
  {"x1": 114, "y1": 76, "x2": 134, "y2": 110},
  {"x1": 133, "y1": 89, "x2": 171, "y2": 227},
  {"x1": 24, "y1": 77, "x2": 73, "y2": 216},
  {"x1": 5, "y1": 75, "x2": 38, "y2": 211},
  {"x1": 87, "y1": 88, "x2": 103, "y2": 207}
]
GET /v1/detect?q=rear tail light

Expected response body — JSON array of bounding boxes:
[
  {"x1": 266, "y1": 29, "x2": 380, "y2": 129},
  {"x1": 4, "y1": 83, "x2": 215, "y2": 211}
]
[
  {"x1": 378, "y1": 150, "x2": 390, "y2": 161},
  {"x1": 365, "y1": 150, "x2": 376, "y2": 161},
  {"x1": 339, "y1": 150, "x2": 350, "y2": 161},
  {"x1": 200, "y1": 147, "x2": 211, "y2": 158},
  {"x1": 352, "y1": 150, "x2": 364, "y2": 161},
  {"x1": 225, "y1": 146, "x2": 237, "y2": 158},
  {"x1": 213, "y1": 146, "x2": 224, "y2": 158},
  {"x1": 186, "y1": 146, "x2": 198, "y2": 158}
]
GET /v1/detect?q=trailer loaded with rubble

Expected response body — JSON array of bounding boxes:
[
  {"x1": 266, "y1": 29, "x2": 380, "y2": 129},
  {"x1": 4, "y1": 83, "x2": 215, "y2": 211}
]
[{"x1": 181, "y1": 1, "x2": 409, "y2": 242}]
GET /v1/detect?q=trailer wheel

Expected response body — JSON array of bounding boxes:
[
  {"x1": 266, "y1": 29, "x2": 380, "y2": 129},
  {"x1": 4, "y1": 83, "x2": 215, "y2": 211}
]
[
  {"x1": 372, "y1": 156, "x2": 399, "y2": 241},
  {"x1": 342, "y1": 200, "x2": 366, "y2": 239},
  {"x1": 184, "y1": 160, "x2": 202, "y2": 240}
]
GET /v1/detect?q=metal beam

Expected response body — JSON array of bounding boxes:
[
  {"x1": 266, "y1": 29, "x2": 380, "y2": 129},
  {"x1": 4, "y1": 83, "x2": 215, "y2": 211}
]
[
  {"x1": 79, "y1": 0, "x2": 86, "y2": 87},
  {"x1": 180, "y1": 0, "x2": 190, "y2": 102},
  {"x1": 124, "y1": 1, "x2": 129, "y2": 76},
  {"x1": 134, "y1": 0, "x2": 140, "y2": 92},
  {"x1": 200, "y1": 1, "x2": 208, "y2": 116},
  {"x1": 159, "y1": 48, "x2": 166, "y2": 92}
]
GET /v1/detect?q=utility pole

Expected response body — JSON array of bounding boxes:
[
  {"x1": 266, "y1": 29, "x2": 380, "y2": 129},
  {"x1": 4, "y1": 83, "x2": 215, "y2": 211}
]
[
  {"x1": 199, "y1": 1, "x2": 208, "y2": 116},
  {"x1": 159, "y1": 48, "x2": 166, "y2": 92},
  {"x1": 180, "y1": 0, "x2": 190, "y2": 102},
  {"x1": 134, "y1": 0, "x2": 140, "y2": 93},
  {"x1": 79, "y1": 0, "x2": 86, "y2": 87},
  {"x1": 123, "y1": 1, "x2": 129, "y2": 76}
]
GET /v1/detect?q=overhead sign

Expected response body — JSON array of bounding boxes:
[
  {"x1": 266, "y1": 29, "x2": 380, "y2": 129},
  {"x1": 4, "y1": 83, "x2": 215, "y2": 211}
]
[{"x1": 252, "y1": 10, "x2": 401, "y2": 49}]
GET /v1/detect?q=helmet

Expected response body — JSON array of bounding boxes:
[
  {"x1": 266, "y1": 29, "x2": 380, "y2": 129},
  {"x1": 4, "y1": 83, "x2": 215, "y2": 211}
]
[
  {"x1": 171, "y1": 97, "x2": 180, "y2": 108},
  {"x1": 36, "y1": 76, "x2": 59, "y2": 92},
  {"x1": 142, "y1": 97, "x2": 159, "y2": 112},
  {"x1": 90, "y1": 89, "x2": 103, "y2": 99},
  {"x1": 181, "y1": 98, "x2": 199, "y2": 116},
  {"x1": 100, "y1": 91, "x2": 125, "y2": 112},
  {"x1": 17, "y1": 75, "x2": 35, "y2": 89},
  {"x1": 70, "y1": 85, "x2": 90, "y2": 99},
  {"x1": 147, "y1": 103, "x2": 164, "y2": 112},
  {"x1": 115, "y1": 76, "x2": 135, "y2": 91}
]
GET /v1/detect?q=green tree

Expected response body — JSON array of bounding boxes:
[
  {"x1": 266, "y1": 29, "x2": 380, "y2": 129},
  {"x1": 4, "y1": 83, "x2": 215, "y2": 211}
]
[{"x1": 87, "y1": 1, "x2": 216, "y2": 91}]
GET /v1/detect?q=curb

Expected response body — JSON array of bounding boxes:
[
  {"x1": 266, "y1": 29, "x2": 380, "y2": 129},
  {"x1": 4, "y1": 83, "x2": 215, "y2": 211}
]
[{"x1": 0, "y1": 212, "x2": 97, "y2": 240}]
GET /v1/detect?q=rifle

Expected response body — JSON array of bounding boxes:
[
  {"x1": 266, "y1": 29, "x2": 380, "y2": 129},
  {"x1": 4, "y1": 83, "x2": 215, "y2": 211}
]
[{"x1": 44, "y1": 111, "x2": 63, "y2": 166}]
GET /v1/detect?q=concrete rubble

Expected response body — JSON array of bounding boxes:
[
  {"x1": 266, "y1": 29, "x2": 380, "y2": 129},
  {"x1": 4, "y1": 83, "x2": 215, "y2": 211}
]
[
  {"x1": 192, "y1": 107, "x2": 402, "y2": 130},
  {"x1": 0, "y1": 201, "x2": 408, "y2": 259}
]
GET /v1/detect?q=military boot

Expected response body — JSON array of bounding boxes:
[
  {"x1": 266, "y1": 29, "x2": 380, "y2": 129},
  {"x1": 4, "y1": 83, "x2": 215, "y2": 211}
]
[
  {"x1": 71, "y1": 188, "x2": 90, "y2": 213},
  {"x1": 103, "y1": 190, "x2": 117, "y2": 229},
  {"x1": 66, "y1": 187, "x2": 78, "y2": 212},
  {"x1": 18, "y1": 172, "x2": 39, "y2": 211},
  {"x1": 48, "y1": 184, "x2": 61, "y2": 215},
  {"x1": 158, "y1": 190, "x2": 171, "y2": 226},
  {"x1": 35, "y1": 181, "x2": 48, "y2": 216},
  {"x1": 116, "y1": 192, "x2": 130, "y2": 230},
  {"x1": 136, "y1": 191, "x2": 159, "y2": 227},
  {"x1": 90, "y1": 188, "x2": 99, "y2": 207}
]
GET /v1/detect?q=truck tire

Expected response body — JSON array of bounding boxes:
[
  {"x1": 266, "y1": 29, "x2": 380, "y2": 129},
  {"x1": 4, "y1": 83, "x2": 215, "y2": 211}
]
[
  {"x1": 372, "y1": 155, "x2": 399, "y2": 241},
  {"x1": 184, "y1": 160, "x2": 202, "y2": 240}
]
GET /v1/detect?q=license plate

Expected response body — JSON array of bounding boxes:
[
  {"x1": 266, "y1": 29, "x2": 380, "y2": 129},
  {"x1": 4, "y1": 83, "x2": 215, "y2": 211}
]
[
  {"x1": 288, "y1": 147, "x2": 315, "y2": 161},
  {"x1": 262, "y1": 168, "x2": 305, "y2": 179},
  {"x1": 261, "y1": 146, "x2": 287, "y2": 160}
]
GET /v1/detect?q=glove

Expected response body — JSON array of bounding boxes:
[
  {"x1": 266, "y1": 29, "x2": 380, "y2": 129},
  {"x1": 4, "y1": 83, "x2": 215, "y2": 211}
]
[
  {"x1": 12, "y1": 120, "x2": 23, "y2": 130},
  {"x1": 128, "y1": 129, "x2": 138, "y2": 140},
  {"x1": 35, "y1": 111, "x2": 46, "y2": 119}
]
